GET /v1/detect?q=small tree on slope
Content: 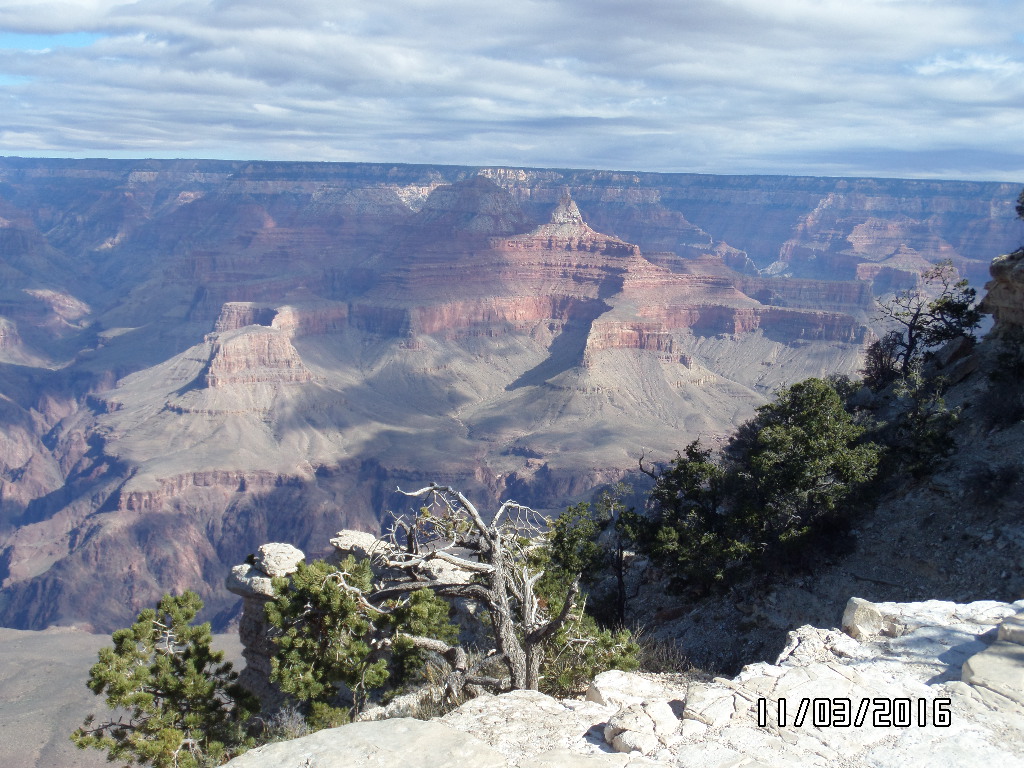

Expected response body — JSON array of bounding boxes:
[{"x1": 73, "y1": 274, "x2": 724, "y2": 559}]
[
  {"x1": 71, "y1": 591, "x2": 257, "y2": 768},
  {"x1": 634, "y1": 378, "x2": 880, "y2": 594},
  {"x1": 864, "y1": 259, "x2": 981, "y2": 388}
]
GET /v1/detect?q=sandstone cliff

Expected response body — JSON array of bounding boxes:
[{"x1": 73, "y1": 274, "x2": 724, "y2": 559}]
[{"x1": 0, "y1": 157, "x2": 1019, "y2": 631}]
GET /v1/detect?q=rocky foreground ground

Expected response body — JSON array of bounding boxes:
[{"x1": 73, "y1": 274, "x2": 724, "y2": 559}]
[{"x1": 224, "y1": 597, "x2": 1024, "y2": 768}]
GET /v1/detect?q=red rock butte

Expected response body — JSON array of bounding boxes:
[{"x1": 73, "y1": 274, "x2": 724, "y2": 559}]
[{"x1": 0, "y1": 157, "x2": 1019, "y2": 631}]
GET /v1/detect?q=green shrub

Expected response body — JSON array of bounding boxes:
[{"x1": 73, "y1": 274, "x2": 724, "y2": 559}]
[
  {"x1": 633, "y1": 378, "x2": 880, "y2": 595},
  {"x1": 265, "y1": 557, "x2": 457, "y2": 721},
  {"x1": 540, "y1": 608, "x2": 639, "y2": 697},
  {"x1": 71, "y1": 591, "x2": 257, "y2": 768}
]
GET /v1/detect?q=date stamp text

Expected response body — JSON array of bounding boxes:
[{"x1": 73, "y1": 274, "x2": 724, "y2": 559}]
[{"x1": 756, "y1": 697, "x2": 951, "y2": 728}]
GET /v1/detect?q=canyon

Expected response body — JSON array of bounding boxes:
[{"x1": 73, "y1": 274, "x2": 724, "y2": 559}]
[{"x1": 0, "y1": 157, "x2": 1020, "y2": 632}]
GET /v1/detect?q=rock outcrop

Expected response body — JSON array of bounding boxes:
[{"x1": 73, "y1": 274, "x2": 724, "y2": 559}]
[
  {"x1": 222, "y1": 597, "x2": 1024, "y2": 768},
  {"x1": 204, "y1": 327, "x2": 313, "y2": 388},
  {"x1": 982, "y1": 247, "x2": 1024, "y2": 334},
  {"x1": 225, "y1": 543, "x2": 304, "y2": 707}
]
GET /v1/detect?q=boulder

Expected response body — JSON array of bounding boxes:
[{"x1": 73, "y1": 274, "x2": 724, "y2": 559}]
[
  {"x1": 603, "y1": 700, "x2": 680, "y2": 756},
  {"x1": 330, "y1": 530, "x2": 389, "y2": 562},
  {"x1": 225, "y1": 564, "x2": 274, "y2": 598},
  {"x1": 841, "y1": 597, "x2": 899, "y2": 640},
  {"x1": 585, "y1": 670, "x2": 687, "y2": 710},
  {"x1": 253, "y1": 542, "x2": 304, "y2": 577}
]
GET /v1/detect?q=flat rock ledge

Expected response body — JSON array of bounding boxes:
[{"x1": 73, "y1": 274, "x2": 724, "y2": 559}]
[
  {"x1": 224, "y1": 597, "x2": 1024, "y2": 768},
  {"x1": 222, "y1": 718, "x2": 506, "y2": 768}
]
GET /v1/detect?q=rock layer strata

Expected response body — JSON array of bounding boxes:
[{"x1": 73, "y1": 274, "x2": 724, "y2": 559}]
[{"x1": 0, "y1": 159, "x2": 1019, "y2": 631}]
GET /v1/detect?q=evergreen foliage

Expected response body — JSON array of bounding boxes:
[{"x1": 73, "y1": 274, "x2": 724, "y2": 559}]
[
  {"x1": 888, "y1": 365, "x2": 959, "y2": 475},
  {"x1": 728, "y1": 378, "x2": 880, "y2": 541},
  {"x1": 71, "y1": 591, "x2": 257, "y2": 768},
  {"x1": 265, "y1": 556, "x2": 457, "y2": 722},
  {"x1": 539, "y1": 608, "x2": 639, "y2": 697},
  {"x1": 534, "y1": 496, "x2": 640, "y2": 696},
  {"x1": 634, "y1": 378, "x2": 880, "y2": 594}
]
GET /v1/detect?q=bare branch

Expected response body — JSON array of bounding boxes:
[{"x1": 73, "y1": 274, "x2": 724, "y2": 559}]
[
  {"x1": 638, "y1": 449, "x2": 659, "y2": 479},
  {"x1": 369, "y1": 580, "x2": 494, "y2": 606},
  {"x1": 527, "y1": 578, "x2": 581, "y2": 646},
  {"x1": 397, "y1": 484, "x2": 491, "y2": 539},
  {"x1": 428, "y1": 549, "x2": 495, "y2": 573}
]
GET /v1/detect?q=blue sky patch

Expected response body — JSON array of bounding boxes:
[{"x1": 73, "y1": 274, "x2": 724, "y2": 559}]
[{"x1": 0, "y1": 32, "x2": 102, "y2": 52}]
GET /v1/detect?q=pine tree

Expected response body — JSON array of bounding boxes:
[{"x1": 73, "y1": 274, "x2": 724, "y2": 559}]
[
  {"x1": 265, "y1": 556, "x2": 457, "y2": 724},
  {"x1": 71, "y1": 591, "x2": 256, "y2": 768}
]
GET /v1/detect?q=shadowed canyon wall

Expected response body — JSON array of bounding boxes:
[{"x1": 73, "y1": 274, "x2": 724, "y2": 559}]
[{"x1": 0, "y1": 157, "x2": 1020, "y2": 631}]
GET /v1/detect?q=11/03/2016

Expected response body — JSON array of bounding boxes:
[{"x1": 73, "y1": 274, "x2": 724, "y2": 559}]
[{"x1": 757, "y1": 697, "x2": 951, "y2": 728}]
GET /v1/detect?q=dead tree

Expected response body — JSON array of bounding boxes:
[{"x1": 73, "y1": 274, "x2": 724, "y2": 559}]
[{"x1": 373, "y1": 483, "x2": 582, "y2": 693}]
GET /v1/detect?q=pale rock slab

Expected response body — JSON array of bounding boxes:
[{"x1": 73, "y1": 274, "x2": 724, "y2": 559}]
[
  {"x1": 998, "y1": 611, "x2": 1024, "y2": 644},
  {"x1": 585, "y1": 670, "x2": 688, "y2": 709},
  {"x1": 222, "y1": 718, "x2": 507, "y2": 768},
  {"x1": 962, "y1": 639, "x2": 1024, "y2": 707},
  {"x1": 253, "y1": 542, "x2": 304, "y2": 577},
  {"x1": 442, "y1": 689, "x2": 615, "y2": 761},
  {"x1": 329, "y1": 530, "x2": 388, "y2": 562},
  {"x1": 603, "y1": 700, "x2": 680, "y2": 756},
  {"x1": 519, "y1": 749, "x2": 659, "y2": 768}
]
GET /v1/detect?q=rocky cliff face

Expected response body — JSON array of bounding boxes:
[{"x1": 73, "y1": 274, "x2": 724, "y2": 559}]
[
  {"x1": 0, "y1": 157, "x2": 1018, "y2": 632},
  {"x1": 982, "y1": 247, "x2": 1024, "y2": 334}
]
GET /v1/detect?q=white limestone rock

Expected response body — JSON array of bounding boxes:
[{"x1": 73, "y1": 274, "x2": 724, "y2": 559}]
[
  {"x1": 841, "y1": 597, "x2": 886, "y2": 640},
  {"x1": 604, "y1": 700, "x2": 680, "y2": 756},
  {"x1": 225, "y1": 563, "x2": 274, "y2": 598},
  {"x1": 222, "y1": 718, "x2": 507, "y2": 768},
  {"x1": 999, "y1": 611, "x2": 1024, "y2": 644},
  {"x1": 607, "y1": 729, "x2": 660, "y2": 759},
  {"x1": 442, "y1": 689, "x2": 615, "y2": 761},
  {"x1": 841, "y1": 597, "x2": 904, "y2": 641},
  {"x1": 586, "y1": 670, "x2": 687, "y2": 710},
  {"x1": 330, "y1": 530, "x2": 389, "y2": 562},
  {"x1": 520, "y1": 750, "x2": 659, "y2": 767},
  {"x1": 253, "y1": 542, "x2": 304, "y2": 577},
  {"x1": 962, "y1": 639, "x2": 1024, "y2": 707},
  {"x1": 681, "y1": 683, "x2": 746, "y2": 728}
]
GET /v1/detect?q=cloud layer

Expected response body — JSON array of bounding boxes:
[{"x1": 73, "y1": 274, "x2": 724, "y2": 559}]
[{"x1": 0, "y1": 0, "x2": 1021, "y2": 180}]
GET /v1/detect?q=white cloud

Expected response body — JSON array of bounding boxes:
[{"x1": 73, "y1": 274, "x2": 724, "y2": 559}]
[
  {"x1": 916, "y1": 52, "x2": 1024, "y2": 77},
  {"x1": 0, "y1": 0, "x2": 1020, "y2": 180}
]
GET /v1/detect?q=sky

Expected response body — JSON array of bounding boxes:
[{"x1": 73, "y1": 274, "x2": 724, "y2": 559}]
[{"x1": 0, "y1": 0, "x2": 1022, "y2": 181}]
